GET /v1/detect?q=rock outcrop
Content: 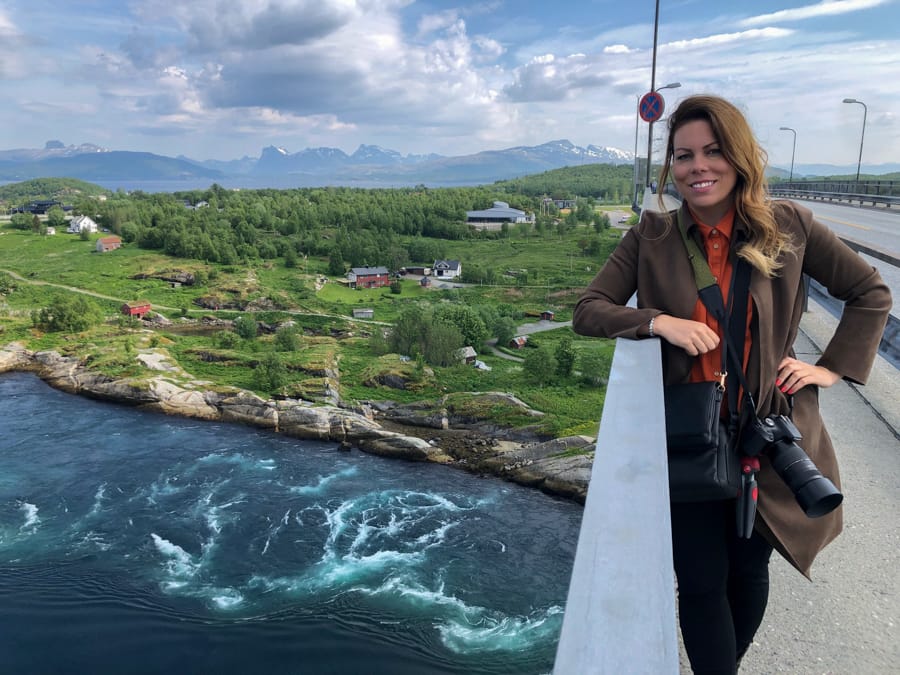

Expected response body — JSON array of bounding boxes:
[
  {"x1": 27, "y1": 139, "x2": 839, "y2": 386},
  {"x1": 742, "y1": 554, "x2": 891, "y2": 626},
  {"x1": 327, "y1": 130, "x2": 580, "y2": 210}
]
[{"x1": 0, "y1": 342, "x2": 593, "y2": 502}]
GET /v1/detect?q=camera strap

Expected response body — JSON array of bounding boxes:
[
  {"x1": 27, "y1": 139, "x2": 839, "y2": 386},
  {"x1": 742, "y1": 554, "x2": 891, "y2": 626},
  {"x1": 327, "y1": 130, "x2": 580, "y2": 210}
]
[{"x1": 675, "y1": 208, "x2": 755, "y2": 425}]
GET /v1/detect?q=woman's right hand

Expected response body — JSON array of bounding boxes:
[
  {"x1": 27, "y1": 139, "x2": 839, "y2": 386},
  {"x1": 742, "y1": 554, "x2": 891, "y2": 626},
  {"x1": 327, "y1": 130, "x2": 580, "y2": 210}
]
[{"x1": 652, "y1": 314, "x2": 720, "y2": 356}]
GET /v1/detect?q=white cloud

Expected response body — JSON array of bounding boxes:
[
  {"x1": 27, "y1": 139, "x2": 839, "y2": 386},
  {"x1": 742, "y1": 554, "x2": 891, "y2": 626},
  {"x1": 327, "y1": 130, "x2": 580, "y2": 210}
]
[
  {"x1": 741, "y1": 0, "x2": 891, "y2": 26},
  {"x1": 503, "y1": 52, "x2": 615, "y2": 103},
  {"x1": 0, "y1": 0, "x2": 897, "y2": 164},
  {"x1": 666, "y1": 27, "x2": 795, "y2": 50}
]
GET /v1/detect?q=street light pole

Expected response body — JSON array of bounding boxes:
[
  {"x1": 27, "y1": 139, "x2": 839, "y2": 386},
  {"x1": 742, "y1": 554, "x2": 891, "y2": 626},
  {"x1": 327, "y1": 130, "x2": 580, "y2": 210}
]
[
  {"x1": 632, "y1": 94, "x2": 640, "y2": 208},
  {"x1": 842, "y1": 98, "x2": 867, "y2": 184},
  {"x1": 644, "y1": 82, "x2": 681, "y2": 189},
  {"x1": 779, "y1": 126, "x2": 797, "y2": 182}
]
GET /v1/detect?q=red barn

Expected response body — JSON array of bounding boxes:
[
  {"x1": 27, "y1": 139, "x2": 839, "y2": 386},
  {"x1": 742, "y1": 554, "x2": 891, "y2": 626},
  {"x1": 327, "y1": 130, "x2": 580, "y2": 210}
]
[
  {"x1": 96, "y1": 235, "x2": 122, "y2": 252},
  {"x1": 121, "y1": 301, "x2": 151, "y2": 318}
]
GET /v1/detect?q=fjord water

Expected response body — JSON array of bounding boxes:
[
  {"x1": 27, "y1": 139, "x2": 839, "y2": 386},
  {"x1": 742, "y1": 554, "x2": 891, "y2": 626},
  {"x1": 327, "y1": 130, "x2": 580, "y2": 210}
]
[{"x1": 0, "y1": 373, "x2": 580, "y2": 674}]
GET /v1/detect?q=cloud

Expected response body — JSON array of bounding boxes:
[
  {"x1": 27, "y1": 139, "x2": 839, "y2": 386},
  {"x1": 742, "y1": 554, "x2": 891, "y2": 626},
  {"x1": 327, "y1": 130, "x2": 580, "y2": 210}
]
[
  {"x1": 666, "y1": 27, "x2": 795, "y2": 50},
  {"x1": 503, "y1": 53, "x2": 614, "y2": 102},
  {"x1": 133, "y1": 0, "x2": 360, "y2": 53},
  {"x1": 741, "y1": 0, "x2": 890, "y2": 26}
]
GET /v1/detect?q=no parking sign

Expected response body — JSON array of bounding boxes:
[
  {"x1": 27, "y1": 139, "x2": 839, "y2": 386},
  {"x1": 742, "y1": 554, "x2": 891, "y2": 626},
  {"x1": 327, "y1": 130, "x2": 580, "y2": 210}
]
[{"x1": 639, "y1": 91, "x2": 665, "y2": 123}]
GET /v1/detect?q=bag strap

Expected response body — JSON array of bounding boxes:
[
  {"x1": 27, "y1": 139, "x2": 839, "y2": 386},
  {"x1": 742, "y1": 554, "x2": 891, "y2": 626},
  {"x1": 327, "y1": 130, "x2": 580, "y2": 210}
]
[{"x1": 675, "y1": 208, "x2": 755, "y2": 419}]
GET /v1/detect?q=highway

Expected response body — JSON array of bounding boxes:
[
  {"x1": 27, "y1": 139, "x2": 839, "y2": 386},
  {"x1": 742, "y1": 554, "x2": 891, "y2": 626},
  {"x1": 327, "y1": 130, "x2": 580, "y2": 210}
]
[{"x1": 799, "y1": 201, "x2": 899, "y2": 318}]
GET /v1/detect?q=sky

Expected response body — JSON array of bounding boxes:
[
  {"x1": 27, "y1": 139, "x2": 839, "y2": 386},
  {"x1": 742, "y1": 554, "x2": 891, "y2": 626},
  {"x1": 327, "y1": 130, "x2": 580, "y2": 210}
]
[{"x1": 1, "y1": 0, "x2": 898, "y2": 169}]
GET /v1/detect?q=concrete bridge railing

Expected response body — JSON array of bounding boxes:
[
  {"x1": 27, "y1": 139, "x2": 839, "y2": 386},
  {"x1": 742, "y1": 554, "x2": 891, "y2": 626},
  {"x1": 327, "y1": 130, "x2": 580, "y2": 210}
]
[{"x1": 553, "y1": 332, "x2": 678, "y2": 673}]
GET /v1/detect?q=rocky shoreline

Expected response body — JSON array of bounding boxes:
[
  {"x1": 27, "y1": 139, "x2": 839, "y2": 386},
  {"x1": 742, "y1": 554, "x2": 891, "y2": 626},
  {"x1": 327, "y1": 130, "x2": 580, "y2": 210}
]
[{"x1": 0, "y1": 342, "x2": 594, "y2": 503}]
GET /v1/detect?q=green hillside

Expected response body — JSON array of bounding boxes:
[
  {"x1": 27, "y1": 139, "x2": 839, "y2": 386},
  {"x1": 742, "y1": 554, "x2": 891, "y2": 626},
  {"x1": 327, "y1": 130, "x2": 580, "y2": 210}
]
[{"x1": 0, "y1": 177, "x2": 109, "y2": 204}]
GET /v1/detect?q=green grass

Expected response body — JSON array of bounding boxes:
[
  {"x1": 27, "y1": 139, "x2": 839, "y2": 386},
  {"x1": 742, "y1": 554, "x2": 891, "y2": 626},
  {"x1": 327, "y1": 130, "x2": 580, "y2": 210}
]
[{"x1": 0, "y1": 219, "x2": 620, "y2": 439}]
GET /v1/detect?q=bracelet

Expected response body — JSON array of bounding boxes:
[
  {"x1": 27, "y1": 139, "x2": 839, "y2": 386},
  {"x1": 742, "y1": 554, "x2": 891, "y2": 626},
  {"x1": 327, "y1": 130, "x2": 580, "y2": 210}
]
[{"x1": 648, "y1": 316, "x2": 656, "y2": 338}]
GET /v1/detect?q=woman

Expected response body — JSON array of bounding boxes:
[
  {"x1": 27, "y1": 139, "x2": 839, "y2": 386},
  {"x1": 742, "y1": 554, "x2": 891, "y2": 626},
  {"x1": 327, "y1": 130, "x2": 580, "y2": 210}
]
[{"x1": 572, "y1": 95, "x2": 891, "y2": 673}]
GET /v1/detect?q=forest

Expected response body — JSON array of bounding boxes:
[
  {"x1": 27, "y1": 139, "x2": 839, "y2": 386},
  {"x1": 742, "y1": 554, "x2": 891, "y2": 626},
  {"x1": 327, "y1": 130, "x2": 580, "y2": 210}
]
[{"x1": 3, "y1": 165, "x2": 630, "y2": 272}]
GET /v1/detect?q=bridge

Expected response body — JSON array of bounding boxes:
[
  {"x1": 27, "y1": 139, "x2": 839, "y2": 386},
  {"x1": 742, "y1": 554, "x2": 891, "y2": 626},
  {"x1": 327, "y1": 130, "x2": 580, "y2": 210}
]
[{"x1": 554, "y1": 197, "x2": 899, "y2": 673}]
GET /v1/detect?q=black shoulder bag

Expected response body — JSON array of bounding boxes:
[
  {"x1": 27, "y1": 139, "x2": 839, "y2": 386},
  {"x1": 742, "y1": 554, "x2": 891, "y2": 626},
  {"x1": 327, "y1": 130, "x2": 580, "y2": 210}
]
[{"x1": 663, "y1": 210, "x2": 751, "y2": 502}]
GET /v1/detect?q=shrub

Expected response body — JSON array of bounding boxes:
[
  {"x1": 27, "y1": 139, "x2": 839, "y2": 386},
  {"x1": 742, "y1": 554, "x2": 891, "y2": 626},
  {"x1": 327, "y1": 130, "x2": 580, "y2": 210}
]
[
  {"x1": 233, "y1": 315, "x2": 258, "y2": 339},
  {"x1": 33, "y1": 295, "x2": 103, "y2": 332}
]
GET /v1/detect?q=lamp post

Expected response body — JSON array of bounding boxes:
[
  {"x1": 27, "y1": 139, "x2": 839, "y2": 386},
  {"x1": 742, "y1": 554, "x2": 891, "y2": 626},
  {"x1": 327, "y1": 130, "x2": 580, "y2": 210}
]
[
  {"x1": 644, "y1": 82, "x2": 681, "y2": 189},
  {"x1": 842, "y1": 98, "x2": 867, "y2": 184},
  {"x1": 632, "y1": 95, "x2": 641, "y2": 208},
  {"x1": 779, "y1": 126, "x2": 796, "y2": 182}
]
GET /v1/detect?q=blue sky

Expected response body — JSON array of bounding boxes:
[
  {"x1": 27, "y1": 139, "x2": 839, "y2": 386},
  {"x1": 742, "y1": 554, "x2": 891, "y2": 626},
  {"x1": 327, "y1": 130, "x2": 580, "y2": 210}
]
[{"x1": 1, "y1": 0, "x2": 897, "y2": 169}]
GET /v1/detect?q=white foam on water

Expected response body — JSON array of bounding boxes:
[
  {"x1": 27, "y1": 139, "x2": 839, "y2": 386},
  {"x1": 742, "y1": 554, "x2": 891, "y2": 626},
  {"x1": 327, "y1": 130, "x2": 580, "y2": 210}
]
[
  {"x1": 211, "y1": 588, "x2": 245, "y2": 610},
  {"x1": 437, "y1": 605, "x2": 565, "y2": 654},
  {"x1": 78, "y1": 530, "x2": 112, "y2": 551},
  {"x1": 151, "y1": 533, "x2": 200, "y2": 578},
  {"x1": 88, "y1": 483, "x2": 107, "y2": 516},
  {"x1": 288, "y1": 466, "x2": 358, "y2": 495},
  {"x1": 322, "y1": 548, "x2": 425, "y2": 586},
  {"x1": 18, "y1": 501, "x2": 40, "y2": 533},
  {"x1": 196, "y1": 451, "x2": 277, "y2": 472}
]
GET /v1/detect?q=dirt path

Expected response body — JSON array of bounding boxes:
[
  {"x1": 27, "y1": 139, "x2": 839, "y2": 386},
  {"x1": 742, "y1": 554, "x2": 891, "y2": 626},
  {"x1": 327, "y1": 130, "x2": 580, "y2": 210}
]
[{"x1": 0, "y1": 267, "x2": 181, "y2": 312}]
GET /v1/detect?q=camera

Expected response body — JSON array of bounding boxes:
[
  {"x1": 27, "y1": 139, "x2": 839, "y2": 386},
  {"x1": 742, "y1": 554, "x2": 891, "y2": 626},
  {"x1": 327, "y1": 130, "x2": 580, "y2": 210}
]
[{"x1": 740, "y1": 414, "x2": 843, "y2": 518}]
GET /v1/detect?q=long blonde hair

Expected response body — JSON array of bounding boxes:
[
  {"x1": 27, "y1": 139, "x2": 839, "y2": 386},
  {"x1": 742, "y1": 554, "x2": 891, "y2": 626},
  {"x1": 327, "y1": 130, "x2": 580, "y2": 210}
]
[{"x1": 658, "y1": 95, "x2": 792, "y2": 277}]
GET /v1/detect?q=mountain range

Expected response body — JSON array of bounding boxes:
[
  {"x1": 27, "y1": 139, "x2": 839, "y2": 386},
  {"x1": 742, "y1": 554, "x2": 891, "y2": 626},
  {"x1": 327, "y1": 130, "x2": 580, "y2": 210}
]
[{"x1": 0, "y1": 139, "x2": 896, "y2": 188}]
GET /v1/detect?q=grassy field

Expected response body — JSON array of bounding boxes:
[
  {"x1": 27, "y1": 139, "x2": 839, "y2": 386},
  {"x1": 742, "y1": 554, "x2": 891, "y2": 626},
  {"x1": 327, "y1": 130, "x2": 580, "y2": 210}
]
[{"x1": 0, "y1": 220, "x2": 621, "y2": 438}]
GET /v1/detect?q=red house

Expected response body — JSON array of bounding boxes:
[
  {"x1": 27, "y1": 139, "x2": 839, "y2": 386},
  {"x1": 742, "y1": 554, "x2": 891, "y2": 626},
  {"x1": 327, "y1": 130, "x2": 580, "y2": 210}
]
[
  {"x1": 348, "y1": 266, "x2": 390, "y2": 289},
  {"x1": 96, "y1": 235, "x2": 122, "y2": 252},
  {"x1": 509, "y1": 336, "x2": 528, "y2": 349},
  {"x1": 121, "y1": 301, "x2": 151, "y2": 318}
]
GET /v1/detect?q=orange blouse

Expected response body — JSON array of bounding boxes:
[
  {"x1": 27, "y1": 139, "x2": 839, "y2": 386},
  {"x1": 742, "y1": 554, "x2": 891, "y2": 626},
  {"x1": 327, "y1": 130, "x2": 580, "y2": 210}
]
[{"x1": 688, "y1": 207, "x2": 753, "y2": 389}]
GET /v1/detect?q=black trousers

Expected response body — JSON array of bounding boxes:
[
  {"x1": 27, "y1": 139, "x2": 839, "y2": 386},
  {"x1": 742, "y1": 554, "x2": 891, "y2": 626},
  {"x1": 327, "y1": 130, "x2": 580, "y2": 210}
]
[{"x1": 671, "y1": 500, "x2": 774, "y2": 674}]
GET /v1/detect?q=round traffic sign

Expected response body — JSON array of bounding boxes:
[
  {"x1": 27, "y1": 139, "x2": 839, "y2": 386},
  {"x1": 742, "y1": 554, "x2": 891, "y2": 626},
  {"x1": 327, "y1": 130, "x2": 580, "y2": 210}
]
[{"x1": 639, "y1": 91, "x2": 665, "y2": 123}]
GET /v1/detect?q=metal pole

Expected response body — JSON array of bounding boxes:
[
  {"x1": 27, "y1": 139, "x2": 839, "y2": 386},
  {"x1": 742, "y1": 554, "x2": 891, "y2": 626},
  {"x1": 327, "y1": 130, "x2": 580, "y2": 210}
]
[
  {"x1": 632, "y1": 95, "x2": 640, "y2": 208},
  {"x1": 843, "y1": 98, "x2": 867, "y2": 184},
  {"x1": 644, "y1": 0, "x2": 660, "y2": 188},
  {"x1": 779, "y1": 127, "x2": 796, "y2": 182},
  {"x1": 643, "y1": 82, "x2": 681, "y2": 194}
]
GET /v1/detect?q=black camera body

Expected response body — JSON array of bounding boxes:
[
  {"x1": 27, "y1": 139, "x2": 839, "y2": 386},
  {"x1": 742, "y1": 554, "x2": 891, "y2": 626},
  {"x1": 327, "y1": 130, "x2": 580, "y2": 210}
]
[{"x1": 740, "y1": 414, "x2": 843, "y2": 518}]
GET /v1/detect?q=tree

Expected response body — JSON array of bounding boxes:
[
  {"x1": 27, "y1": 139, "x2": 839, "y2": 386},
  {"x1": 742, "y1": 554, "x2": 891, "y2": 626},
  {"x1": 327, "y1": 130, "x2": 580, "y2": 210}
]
[
  {"x1": 523, "y1": 347, "x2": 557, "y2": 386},
  {"x1": 579, "y1": 350, "x2": 609, "y2": 386},
  {"x1": 9, "y1": 213, "x2": 31, "y2": 230},
  {"x1": 424, "y1": 322, "x2": 464, "y2": 367},
  {"x1": 47, "y1": 206, "x2": 67, "y2": 229},
  {"x1": 284, "y1": 246, "x2": 298, "y2": 269},
  {"x1": 327, "y1": 248, "x2": 345, "y2": 276},
  {"x1": 254, "y1": 351, "x2": 287, "y2": 391},
  {"x1": 34, "y1": 295, "x2": 103, "y2": 332},
  {"x1": 275, "y1": 325, "x2": 300, "y2": 351},
  {"x1": 555, "y1": 337, "x2": 576, "y2": 377},
  {"x1": 389, "y1": 304, "x2": 429, "y2": 356},
  {"x1": 492, "y1": 316, "x2": 517, "y2": 346},
  {"x1": 433, "y1": 304, "x2": 487, "y2": 347},
  {"x1": 390, "y1": 278, "x2": 402, "y2": 294},
  {"x1": 233, "y1": 315, "x2": 258, "y2": 339}
]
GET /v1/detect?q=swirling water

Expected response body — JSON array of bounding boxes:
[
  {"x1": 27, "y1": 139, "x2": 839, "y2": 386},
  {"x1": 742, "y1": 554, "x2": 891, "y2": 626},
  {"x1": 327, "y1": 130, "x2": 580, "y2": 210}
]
[{"x1": 0, "y1": 373, "x2": 581, "y2": 673}]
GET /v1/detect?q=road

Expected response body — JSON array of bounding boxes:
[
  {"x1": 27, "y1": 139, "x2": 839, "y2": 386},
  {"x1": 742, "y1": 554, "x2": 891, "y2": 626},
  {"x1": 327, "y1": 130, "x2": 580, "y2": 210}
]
[{"x1": 798, "y1": 201, "x2": 899, "y2": 319}]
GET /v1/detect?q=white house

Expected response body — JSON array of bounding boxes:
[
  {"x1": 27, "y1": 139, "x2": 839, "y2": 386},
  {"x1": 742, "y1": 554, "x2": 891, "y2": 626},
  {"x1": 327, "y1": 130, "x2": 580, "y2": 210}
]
[
  {"x1": 433, "y1": 259, "x2": 461, "y2": 279},
  {"x1": 67, "y1": 214, "x2": 99, "y2": 234}
]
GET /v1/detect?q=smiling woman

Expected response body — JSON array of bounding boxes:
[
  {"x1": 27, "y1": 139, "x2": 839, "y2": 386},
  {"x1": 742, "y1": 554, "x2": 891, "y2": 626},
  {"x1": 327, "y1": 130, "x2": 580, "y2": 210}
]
[{"x1": 573, "y1": 94, "x2": 891, "y2": 673}]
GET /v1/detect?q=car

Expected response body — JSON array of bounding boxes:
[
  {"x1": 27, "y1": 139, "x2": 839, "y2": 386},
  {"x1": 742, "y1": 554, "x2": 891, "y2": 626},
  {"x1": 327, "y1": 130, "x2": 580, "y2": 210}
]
[{"x1": 618, "y1": 216, "x2": 629, "y2": 223}]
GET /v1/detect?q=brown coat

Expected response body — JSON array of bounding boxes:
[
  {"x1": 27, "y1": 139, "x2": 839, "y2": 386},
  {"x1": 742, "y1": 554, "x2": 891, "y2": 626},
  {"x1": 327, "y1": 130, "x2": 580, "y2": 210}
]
[{"x1": 573, "y1": 200, "x2": 891, "y2": 576}]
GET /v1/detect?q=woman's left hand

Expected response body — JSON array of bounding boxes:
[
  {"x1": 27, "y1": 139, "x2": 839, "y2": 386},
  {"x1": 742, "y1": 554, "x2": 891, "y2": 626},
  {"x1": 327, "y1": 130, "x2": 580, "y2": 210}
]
[{"x1": 776, "y1": 357, "x2": 840, "y2": 394}]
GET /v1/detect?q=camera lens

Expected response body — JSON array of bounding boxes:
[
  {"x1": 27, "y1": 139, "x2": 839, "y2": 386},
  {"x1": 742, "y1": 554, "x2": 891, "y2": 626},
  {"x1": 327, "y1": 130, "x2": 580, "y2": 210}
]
[{"x1": 769, "y1": 440, "x2": 843, "y2": 518}]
